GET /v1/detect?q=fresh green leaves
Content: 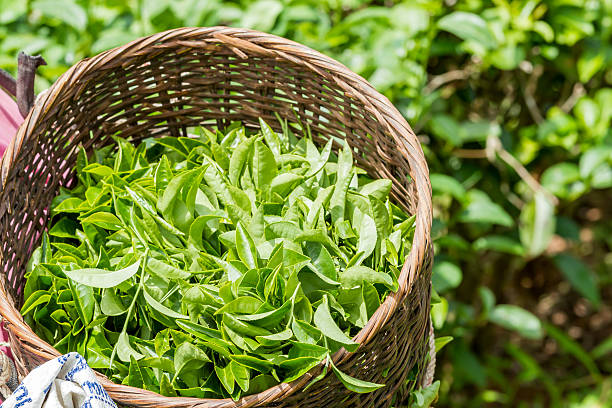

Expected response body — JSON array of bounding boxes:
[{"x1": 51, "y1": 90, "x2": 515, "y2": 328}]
[
  {"x1": 252, "y1": 140, "x2": 277, "y2": 191},
  {"x1": 64, "y1": 260, "x2": 141, "y2": 288},
  {"x1": 330, "y1": 360, "x2": 384, "y2": 393},
  {"x1": 23, "y1": 121, "x2": 413, "y2": 398},
  {"x1": 330, "y1": 141, "x2": 353, "y2": 224},
  {"x1": 340, "y1": 266, "x2": 395, "y2": 291},
  {"x1": 236, "y1": 222, "x2": 258, "y2": 269},
  {"x1": 314, "y1": 296, "x2": 359, "y2": 352}
]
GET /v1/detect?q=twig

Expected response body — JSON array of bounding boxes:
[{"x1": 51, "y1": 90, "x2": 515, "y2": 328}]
[
  {"x1": 424, "y1": 69, "x2": 472, "y2": 94},
  {"x1": 497, "y1": 148, "x2": 557, "y2": 205},
  {"x1": 454, "y1": 148, "x2": 487, "y2": 159},
  {"x1": 520, "y1": 64, "x2": 544, "y2": 124},
  {"x1": 560, "y1": 83, "x2": 586, "y2": 113},
  {"x1": 0, "y1": 68, "x2": 17, "y2": 96},
  {"x1": 453, "y1": 136, "x2": 559, "y2": 206},
  {"x1": 500, "y1": 183, "x2": 525, "y2": 209},
  {"x1": 415, "y1": 68, "x2": 473, "y2": 132},
  {"x1": 16, "y1": 51, "x2": 46, "y2": 117},
  {"x1": 487, "y1": 134, "x2": 559, "y2": 205}
]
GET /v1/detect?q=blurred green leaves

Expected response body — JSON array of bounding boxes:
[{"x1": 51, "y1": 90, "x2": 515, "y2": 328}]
[
  {"x1": 430, "y1": 173, "x2": 466, "y2": 201},
  {"x1": 241, "y1": 0, "x2": 283, "y2": 32},
  {"x1": 32, "y1": 0, "x2": 87, "y2": 31},
  {"x1": 553, "y1": 254, "x2": 601, "y2": 307},
  {"x1": 432, "y1": 260, "x2": 462, "y2": 293},
  {"x1": 519, "y1": 191, "x2": 555, "y2": 257},
  {"x1": 458, "y1": 191, "x2": 513, "y2": 227},
  {"x1": 473, "y1": 235, "x2": 525, "y2": 256},
  {"x1": 488, "y1": 304, "x2": 543, "y2": 340},
  {"x1": 438, "y1": 12, "x2": 496, "y2": 50}
]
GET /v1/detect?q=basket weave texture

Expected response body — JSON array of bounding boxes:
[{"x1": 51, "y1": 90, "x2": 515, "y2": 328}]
[{"x1": 0, "y1": 27, "x2": 433, "y2": 407}]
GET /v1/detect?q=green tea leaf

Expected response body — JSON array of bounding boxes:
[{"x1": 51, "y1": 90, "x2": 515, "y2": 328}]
[
  {"x1": 280, "y1": 356, "x2": 323, "y2": 382},
  {"x1": 359, "y1": 179, "x2": 392, "y2": 202},
  {"x1": 146, "y1": 257, "x2": 191, "y2": 280},
  {"x1": 20, "y1": 290, "x2": 52, "y2": 316},
  {"x1": 229, "y1": 137, "x2": 256, "y2": 186},
  {"x1": 270, "y1": 173, "x2": 303, "y2": 197},
  {"x1": 236, "y1": 222, "x2": 259, "y2": 269},
  {"x1": 80, "y1": 212, "x2": 122, "y2": 230},
  {"x1": 330, "y1": 142, "x2": 353, "y2": 223},
  {"x1": 340, "y1": 265, "x2": 395, "y2": 290},
  {"x1": 230, "y1": 354, "x2": 274, "y2": 373},
  {"x1": 330, "y1": 360, "x2": 385, "y2": 393},
  {"x1": 259, "y1": 118, "x2": 282, "y2": 158},
  {"x1": 252, "y1": 140, "x2": 278, "y2": 191},
  {"x1": 305, "y1": 139, "x2": 332, "y2": 178},
  {"x1": 174, "y1": 342, "x2": 211, "y2": 376},
  {"x1": 247, "y1": 374, "x2": 278, "y2": 395},
  {"x1": 143, "y1": 287, "x2": 189, "y2": 319},
  {"x1": 314, "y1": 295, "x2": 359, "y2": 352},
  {"x1": 234, "y1": 299, "x2": 292, "y2": 328},
  {"x1": 304, "y1": 242, "x2": 337, "y2": 281},
  {"x1": 223, "y1": 314, "x2": 272, "y2": 337},
  {"x1": 215, "y1": 296, "x2": 264, "y2": 315},
  {"x1": 356, "y1": 214, "x2": 377, "y2": 263},
  {"x1": 100, "y1": 289, "x2": 127, "y2": 316},
  {"x1": 157, "y1": 168, "x2": 199, "y2": 219},
  {"x1": 231, "y1": 360, "x2": 250, "y2": 392},
  {"x1": 291, "y1": 320, "x2": 322, "y2": 344},
  {"x1": 64, "y1": 260, "x2": 141, "y2": 289},
  {"x1": 256, "y1": 328, "x2": 293, "y2": 346},
  {"x1": 116, "y1": 332, "x2": 145, "y2": 363}
]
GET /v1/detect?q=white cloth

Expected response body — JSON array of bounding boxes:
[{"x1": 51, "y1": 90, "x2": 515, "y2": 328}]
[{"x1": 1, "y1": 353, "x2": 117, "y2": 408}]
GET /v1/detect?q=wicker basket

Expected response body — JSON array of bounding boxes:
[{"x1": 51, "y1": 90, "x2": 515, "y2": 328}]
[{"x1": 0, "y1": 27, "x2": 434, "y2": 407}]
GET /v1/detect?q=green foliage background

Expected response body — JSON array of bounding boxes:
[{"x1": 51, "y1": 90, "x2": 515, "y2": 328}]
[{"x1": 1, "y1": 0, "x2": 611, "y2": 406}]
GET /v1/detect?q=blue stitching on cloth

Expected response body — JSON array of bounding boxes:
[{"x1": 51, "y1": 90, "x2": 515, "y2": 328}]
[{"x1": 12, "y1": 385, "x2": 32, "y2": 408}]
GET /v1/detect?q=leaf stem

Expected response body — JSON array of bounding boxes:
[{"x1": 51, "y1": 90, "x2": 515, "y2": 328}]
[
  {"x1": 489, "y1": 136, "x2": 558, "y2": 205},
  {"x1": 110, "y1": 249, "x2": 148, "y2": 367}
]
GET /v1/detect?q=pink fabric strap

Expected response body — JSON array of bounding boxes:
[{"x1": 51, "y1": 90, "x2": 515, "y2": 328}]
[{"x1": 0, "y1": 90, "x2": 23, "y2": 156}]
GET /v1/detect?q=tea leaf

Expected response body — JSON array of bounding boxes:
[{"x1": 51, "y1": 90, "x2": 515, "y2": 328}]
[
  {"x1": 314, "y1": 296, "x2": 359, "y2": 352},
  {"x1": 64, "y1": 260, "x2": 141, "y2": 289},
  {"x1": 330, "y1": 360, "x2": 385, "y2": 393}
]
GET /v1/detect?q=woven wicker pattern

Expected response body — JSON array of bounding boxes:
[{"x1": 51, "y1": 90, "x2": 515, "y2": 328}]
[{"x1": 0, "y1": 27, "x2": 433, "y2": 407}]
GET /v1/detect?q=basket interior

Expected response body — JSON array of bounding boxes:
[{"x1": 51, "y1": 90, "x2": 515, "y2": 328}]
[{"x1": 1, "y1": 43, "x2": 417, "y2": 306}]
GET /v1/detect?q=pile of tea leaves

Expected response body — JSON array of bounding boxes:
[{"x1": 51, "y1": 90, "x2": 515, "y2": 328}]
[{"x1": 22, "y1": 119, "x2": 415, "y2": 398}]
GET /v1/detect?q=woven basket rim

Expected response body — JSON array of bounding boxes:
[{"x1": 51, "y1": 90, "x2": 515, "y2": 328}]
[{"x1": 0, "y1": 26, "x2": 433, "y2": 407}]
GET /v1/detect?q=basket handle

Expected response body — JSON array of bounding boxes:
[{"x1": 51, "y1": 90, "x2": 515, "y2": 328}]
[{"x1": 0, "y1": 51, "x2": 46, "y2": 117}]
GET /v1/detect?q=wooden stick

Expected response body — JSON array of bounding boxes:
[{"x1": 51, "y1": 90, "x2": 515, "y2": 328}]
[{"x1": 16, "y1": 52, "x2": 46, "y2": 117}]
